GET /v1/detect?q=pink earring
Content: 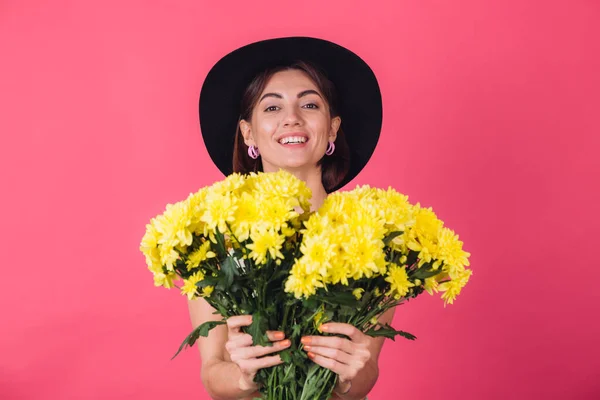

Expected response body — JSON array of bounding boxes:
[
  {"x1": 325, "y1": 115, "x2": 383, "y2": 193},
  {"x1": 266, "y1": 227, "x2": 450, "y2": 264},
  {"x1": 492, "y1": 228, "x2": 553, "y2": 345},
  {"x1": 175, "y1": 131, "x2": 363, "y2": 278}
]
[
  {"x1": 325, "y1": 141, "x2": 335, "y2": 156},
  {"x1": 248, "y1": 145, "x2": 260, "y2": 159}
]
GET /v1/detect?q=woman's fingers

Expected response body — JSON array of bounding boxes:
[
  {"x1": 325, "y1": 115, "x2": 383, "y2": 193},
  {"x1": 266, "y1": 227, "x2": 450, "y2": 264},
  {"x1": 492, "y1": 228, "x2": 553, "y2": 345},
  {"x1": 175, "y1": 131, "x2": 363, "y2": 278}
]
[
  {"x1": 301, "y1": 334, "x2": 353, "y2": 354},
  {"x1": 306, "y1": 351, "x2": 347, "y2": 376},
  {"x1": 301, "y1": 322, "x2": 372, "y2": 382},
  {"x1": 238, "y1": 354, "x2": 285, "y2": 374},
  {"x1": 320, "y1": 323, "x2": 362, "y2": 341},
  {"x1": 235, "y1": 339, "x2": 291, "y2": 360},
  {"x1": 228, "y1": 330, "x2": 285, "y2": 351},
  {"x1": 302, "y1": 345, "x2": 352, "y2": 365},
  {"x1": 225, "y1": 333, "x2": 253, "y2": 353},
  {"x1": 266, "y1": 330, "x2": 286, "y2": 341},
  {"x1": 226, "y1": 315, "x2": 253, "y2": 334},
  {"x1": 227, "y1": 317, "x2": 284, "y2": 341}
]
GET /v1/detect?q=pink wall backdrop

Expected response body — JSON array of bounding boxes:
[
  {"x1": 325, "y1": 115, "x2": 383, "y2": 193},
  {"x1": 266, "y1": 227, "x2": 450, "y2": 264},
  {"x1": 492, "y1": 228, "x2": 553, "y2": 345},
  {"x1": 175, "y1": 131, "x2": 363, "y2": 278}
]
[{"x1": 1, "y1": 1, "x2": 599, "y2": 399}]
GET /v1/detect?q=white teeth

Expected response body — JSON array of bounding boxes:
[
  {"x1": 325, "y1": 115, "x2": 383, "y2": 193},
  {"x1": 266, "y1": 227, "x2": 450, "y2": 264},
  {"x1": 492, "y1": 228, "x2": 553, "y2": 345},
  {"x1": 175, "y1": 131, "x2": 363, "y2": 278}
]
[{"x1": 279, "y1": 136, "x2": 307, "y2": 144}]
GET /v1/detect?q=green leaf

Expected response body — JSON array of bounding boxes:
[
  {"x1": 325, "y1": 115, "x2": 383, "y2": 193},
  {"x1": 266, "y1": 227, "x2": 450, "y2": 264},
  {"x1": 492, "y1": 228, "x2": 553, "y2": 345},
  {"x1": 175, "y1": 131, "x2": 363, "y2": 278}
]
[
  {"x1": 171, "y1": 320, "x2": 226, "y2": 360},
  {"x1": 321, "y1": 291, "x2": 357, "y2": 307},
  {"x1": 412, "y1": 266, "x2": 443, "y2": 280},
  {"x1": 279, "y1": 349, "x2": 292, "y2": 363},
  {"x1": 246, "y1": 311, "x2": 270, "y2": 346},
  {"x1": 221, "y1": 256, "x2": 239, "y2": 288},
  {"x1": 300, "y1": 364, "x2": 336, "y2": 400},
  {"x1": 364, "y1": 323, "x2": 417, "y2": 341},
  {"x1": 214, "y1": 230, "x2": 226, "y2": 255},
  {"x1": 196, "y1": 276, "x2": 219, "y2": 288},
  {"x1": 304, "y1": 297, "x2": 319, "y2": 309},
  {"x1": 281, "y1": 361, "x2": 297, "y2": 384},
  {"x1": 292, "y1": 323, "x2": 303, "y2": 338},
  {"x1": 383, "y1": 231, "x2": 403, "y2": 246}
]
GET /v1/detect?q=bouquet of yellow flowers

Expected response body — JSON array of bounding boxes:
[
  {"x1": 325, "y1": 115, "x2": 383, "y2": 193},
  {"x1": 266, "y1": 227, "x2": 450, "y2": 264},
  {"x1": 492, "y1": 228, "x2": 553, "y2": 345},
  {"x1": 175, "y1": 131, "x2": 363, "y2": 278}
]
[{"x1": 140, "y1": 170, "x2": 472, "y2": 400}]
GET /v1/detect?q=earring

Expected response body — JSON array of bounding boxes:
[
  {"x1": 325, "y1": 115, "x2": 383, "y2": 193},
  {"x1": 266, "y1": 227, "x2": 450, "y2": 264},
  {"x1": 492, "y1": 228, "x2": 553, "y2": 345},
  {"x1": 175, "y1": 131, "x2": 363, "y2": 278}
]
[
  {"x1": 248, "y1": 145, "x2": 260, "y2": 159},
  {"x1": 325, "y1": 141, "x2": 335, "y2": 156}
]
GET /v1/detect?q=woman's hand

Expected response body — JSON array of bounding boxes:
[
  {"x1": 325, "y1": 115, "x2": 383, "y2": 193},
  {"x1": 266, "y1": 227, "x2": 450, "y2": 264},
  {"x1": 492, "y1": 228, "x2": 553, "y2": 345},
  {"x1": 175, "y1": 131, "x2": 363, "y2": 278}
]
[
  {"x1": 301, "y1": 322, "x2": 372, "y2": 395},
  {"x1": 225, "y1": 315, "x2": 291, "y2": 391}
]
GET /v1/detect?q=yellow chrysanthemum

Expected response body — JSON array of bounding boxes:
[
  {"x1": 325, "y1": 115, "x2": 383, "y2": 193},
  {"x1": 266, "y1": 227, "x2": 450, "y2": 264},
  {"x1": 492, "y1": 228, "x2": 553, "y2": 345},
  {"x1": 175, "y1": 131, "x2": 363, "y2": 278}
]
[
  {"x1": 376, "y1": 187, "x2": 414, "y2": 231},
  {"x1": 243, "y1": 170, "x2": 312, "y2": 217},
  {"x1": 345, "y1": 210, "x2": 386, "y2": 242},
  {"x1": 230, "y1": 191, "x2": 261, "y2": 242},
  {"x1": 186, "y1": 188, "x2": 209, "y2": 235},
  {"x1": 158, "y1": 242, "x2": 180, "y2": 271},
  {"x1": 300, "y1": 235, "x2": 334, "y2": 276},
  {"x1": 140, "y1": 222, "x2": 163, "y2": 273},
  {"x1": 186, "y1": 241, "x2": 216, "y2": 271},
  {"x1": 284, "y1": 259, "x2": 324, "y2": 299},
  {"x1": 246, "y1": 226, "x2": 285, "y2": 265},
  {"x1": 259, "y1": 196, "x2": 298, "y2": 232},
  {"x1": 424, "y1": 277, "x2": 440, "y2": 295},
  {"x1": 439, "y1": 268, "x2": 472, "y2": 306},
  {"x1": 201, "y1": 191, "x2": 237, "y2": 234},
  {"x1": 145, "y1": 254, "x2": 163, "y2": 275},
  {"x1": 154, "y1": 201, "x2": 194, "y2": 249},
  {"x1": 326, "y1": 260, "x2": 351, "y2": 285},
  {"x1": 327, "y1": 228, "x2": 348, "y2": 267},
  {"x1": 250, "y1": 169, "x2": 311, "y2": 206},
  {"x1": 154, "y1": 271, "x2": 177, "y2": 289},
  {"x1": 385, "y1": 264, "x2": 415, "y2": 300},
  {"x1": 352, "y1": 288, "x2": 365, "y2": 300},
  {"x1": 181, "y1": 270, "x2": 205, "y2": 300},
  {"x1": 201, "y1": 286, "x2": 214, "y2": 297},
  {"x1": 140, "y1": 222, "x2": 159, "y2": 254},
  {"x1": 313, "y1": 307, "x2": 329, "y2": 331},
  {"x1": 209, "y1": 172, "x2": 246, "y2": 196},
  {"x1": 437, "y1": 227, "x2": 471, "y2": 273},
  {"x1": 344, "y1": 236, "x2": 386, "y2": 279},
  {"x1": 318, "y1": 193, "x2": 349, "y2": 225},
  {"x1": 301, "y1": 213, "x2": 330, "y2": 237},
  {"x1": 281, "y1": 224, "x2": 296, "y2": 237},
  {"x1": 406, "y1": 205, "x2": 445, "y2": 267}
]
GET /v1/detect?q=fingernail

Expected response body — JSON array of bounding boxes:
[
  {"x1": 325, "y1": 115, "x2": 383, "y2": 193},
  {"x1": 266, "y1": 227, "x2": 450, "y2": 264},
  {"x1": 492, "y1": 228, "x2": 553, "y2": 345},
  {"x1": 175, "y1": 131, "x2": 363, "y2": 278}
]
[
  {"x1": 303, "y1": 345, "x2": 312, "y2": 351},
  {"x1": 280, "y1": 340, "x2": 291, "y2": 347},
  {"x1": 307, "y1": 352, "x2": 315, "y2": 359},
  {"x1": 301, "y1": 337, "x2": 311, "y2": 345},
  {"x1": 274, "y1": 332, "x2": 285, "y2": 340},
  {"x1": 321, "y1": 325, "x2": 329, "y2": 332}
]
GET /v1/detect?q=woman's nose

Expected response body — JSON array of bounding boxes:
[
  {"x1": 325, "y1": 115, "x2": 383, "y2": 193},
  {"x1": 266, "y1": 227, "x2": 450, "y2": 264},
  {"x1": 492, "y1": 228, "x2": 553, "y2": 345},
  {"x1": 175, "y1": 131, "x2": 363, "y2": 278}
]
[{"x1": 283, "y1": 110, "x2": 303, "y2": 127}]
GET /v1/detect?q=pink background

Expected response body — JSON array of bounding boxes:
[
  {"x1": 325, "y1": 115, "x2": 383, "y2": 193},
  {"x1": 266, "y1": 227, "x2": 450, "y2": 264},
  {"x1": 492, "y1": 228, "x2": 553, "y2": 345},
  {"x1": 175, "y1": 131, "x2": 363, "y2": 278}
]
[{"x1": 1, "y1": 1, "x2": 599, "y2": 399}]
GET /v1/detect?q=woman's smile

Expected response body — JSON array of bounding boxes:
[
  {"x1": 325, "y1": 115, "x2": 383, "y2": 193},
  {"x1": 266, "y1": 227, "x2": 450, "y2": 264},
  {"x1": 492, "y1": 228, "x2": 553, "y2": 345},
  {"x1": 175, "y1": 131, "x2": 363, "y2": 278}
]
[{"x1": 277, "y1": 132, "x2": 310, "y2": 148}]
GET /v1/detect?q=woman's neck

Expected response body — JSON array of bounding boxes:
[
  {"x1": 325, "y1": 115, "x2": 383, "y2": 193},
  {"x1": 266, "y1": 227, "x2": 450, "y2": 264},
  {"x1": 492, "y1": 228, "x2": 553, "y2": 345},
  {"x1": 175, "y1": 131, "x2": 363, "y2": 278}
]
[{"x1": 263, "y1": 165, "x2": 328, "y2": 211}]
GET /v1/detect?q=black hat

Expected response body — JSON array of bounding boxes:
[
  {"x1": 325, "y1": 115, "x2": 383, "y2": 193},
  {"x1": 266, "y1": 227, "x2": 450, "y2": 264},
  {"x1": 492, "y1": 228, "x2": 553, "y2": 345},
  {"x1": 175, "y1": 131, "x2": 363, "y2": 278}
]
[{"x1": 199, "y1": 36, "x2": 383, "y2": 191}]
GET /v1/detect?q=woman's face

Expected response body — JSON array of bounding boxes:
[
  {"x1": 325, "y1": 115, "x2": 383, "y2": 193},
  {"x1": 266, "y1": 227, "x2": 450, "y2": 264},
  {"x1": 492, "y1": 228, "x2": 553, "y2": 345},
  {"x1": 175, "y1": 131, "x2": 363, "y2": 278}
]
[{"x1": 240, "y1": 69, "x2": 341, "y2": 173}]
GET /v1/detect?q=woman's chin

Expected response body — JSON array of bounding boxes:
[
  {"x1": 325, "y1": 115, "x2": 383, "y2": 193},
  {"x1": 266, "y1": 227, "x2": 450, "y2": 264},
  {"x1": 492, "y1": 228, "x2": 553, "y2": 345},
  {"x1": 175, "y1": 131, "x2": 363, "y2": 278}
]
[{"x1": 265, "y1": 156, "x2": 315, "y2": 171}]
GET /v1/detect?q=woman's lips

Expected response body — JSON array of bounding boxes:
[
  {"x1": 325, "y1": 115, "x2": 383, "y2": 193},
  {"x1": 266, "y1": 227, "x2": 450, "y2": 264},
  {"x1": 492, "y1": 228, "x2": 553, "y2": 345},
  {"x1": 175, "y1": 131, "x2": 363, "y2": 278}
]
[
  {"x1": 277, "y1": 132, "x2": 309, "y2": 148},
  {"x1": 279, "y1": 140, "x2": 309, "y2": 148}
]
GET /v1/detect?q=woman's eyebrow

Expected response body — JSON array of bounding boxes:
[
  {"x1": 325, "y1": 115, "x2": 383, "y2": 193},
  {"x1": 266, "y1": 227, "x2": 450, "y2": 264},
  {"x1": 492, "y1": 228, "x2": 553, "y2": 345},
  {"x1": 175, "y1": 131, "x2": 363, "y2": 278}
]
[
  {"x1": 259, "y1": 92, "x2": 282, "y2": 102},
  {"x1": 298, "y1": 89, "x2": 322, "y2": 99},
  {"x1": 259, "y1": 90, "x2": 323, "y2": 103}
]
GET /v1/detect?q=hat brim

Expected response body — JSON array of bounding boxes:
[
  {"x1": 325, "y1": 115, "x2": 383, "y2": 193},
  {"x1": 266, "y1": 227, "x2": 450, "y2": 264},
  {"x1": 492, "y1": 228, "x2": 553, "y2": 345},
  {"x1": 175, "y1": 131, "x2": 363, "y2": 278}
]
[{"x1": 199, "y1": 36, "x2": 382, "y2": 192}]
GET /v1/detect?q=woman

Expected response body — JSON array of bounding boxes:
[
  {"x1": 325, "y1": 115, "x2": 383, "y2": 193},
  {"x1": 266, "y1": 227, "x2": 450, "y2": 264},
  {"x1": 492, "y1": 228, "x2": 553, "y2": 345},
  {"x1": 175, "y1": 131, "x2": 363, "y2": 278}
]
[{"x1": 189, "y1": 37, "x2": 389, "y2": 400}]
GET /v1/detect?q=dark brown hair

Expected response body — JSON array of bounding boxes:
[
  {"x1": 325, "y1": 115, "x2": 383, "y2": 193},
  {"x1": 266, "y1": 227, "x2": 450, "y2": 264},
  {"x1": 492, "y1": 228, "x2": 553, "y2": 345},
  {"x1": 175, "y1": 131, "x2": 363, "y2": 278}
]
[{"x1": 232, "y1": 61, "x2": 350, "y2": 193}]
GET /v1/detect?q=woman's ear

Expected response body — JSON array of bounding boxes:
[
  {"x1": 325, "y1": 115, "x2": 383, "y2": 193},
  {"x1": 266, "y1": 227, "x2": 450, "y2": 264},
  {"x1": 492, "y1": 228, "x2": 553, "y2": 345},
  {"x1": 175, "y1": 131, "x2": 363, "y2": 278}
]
[
  {"x1": 239, "y1": 119, "x2": 256, "y2": 146},
  {"x1": 329, "y1": 116, "x2": 341, "y2": 142}
]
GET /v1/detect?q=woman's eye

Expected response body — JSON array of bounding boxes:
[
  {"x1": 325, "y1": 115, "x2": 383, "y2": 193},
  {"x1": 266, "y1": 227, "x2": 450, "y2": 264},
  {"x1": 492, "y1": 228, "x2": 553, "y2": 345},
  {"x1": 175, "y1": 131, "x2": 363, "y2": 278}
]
[
  {"x1": 303, "y1": 103, "x2": 319, "y2": 109},
  {"x1": 264, "y1": 106, "x2": 279, "y2": 112}
]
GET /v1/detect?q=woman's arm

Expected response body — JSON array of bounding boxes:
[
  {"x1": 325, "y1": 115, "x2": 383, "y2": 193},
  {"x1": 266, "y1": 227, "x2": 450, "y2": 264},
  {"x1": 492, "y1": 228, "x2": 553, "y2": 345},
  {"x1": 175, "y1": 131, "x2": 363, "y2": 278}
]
[
  {"x1": 303, "y1": 307, "x2": 397, "y2": 400},
  {"x1": 187, "y1": 298, "x2": 289, "y2": 400}
]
